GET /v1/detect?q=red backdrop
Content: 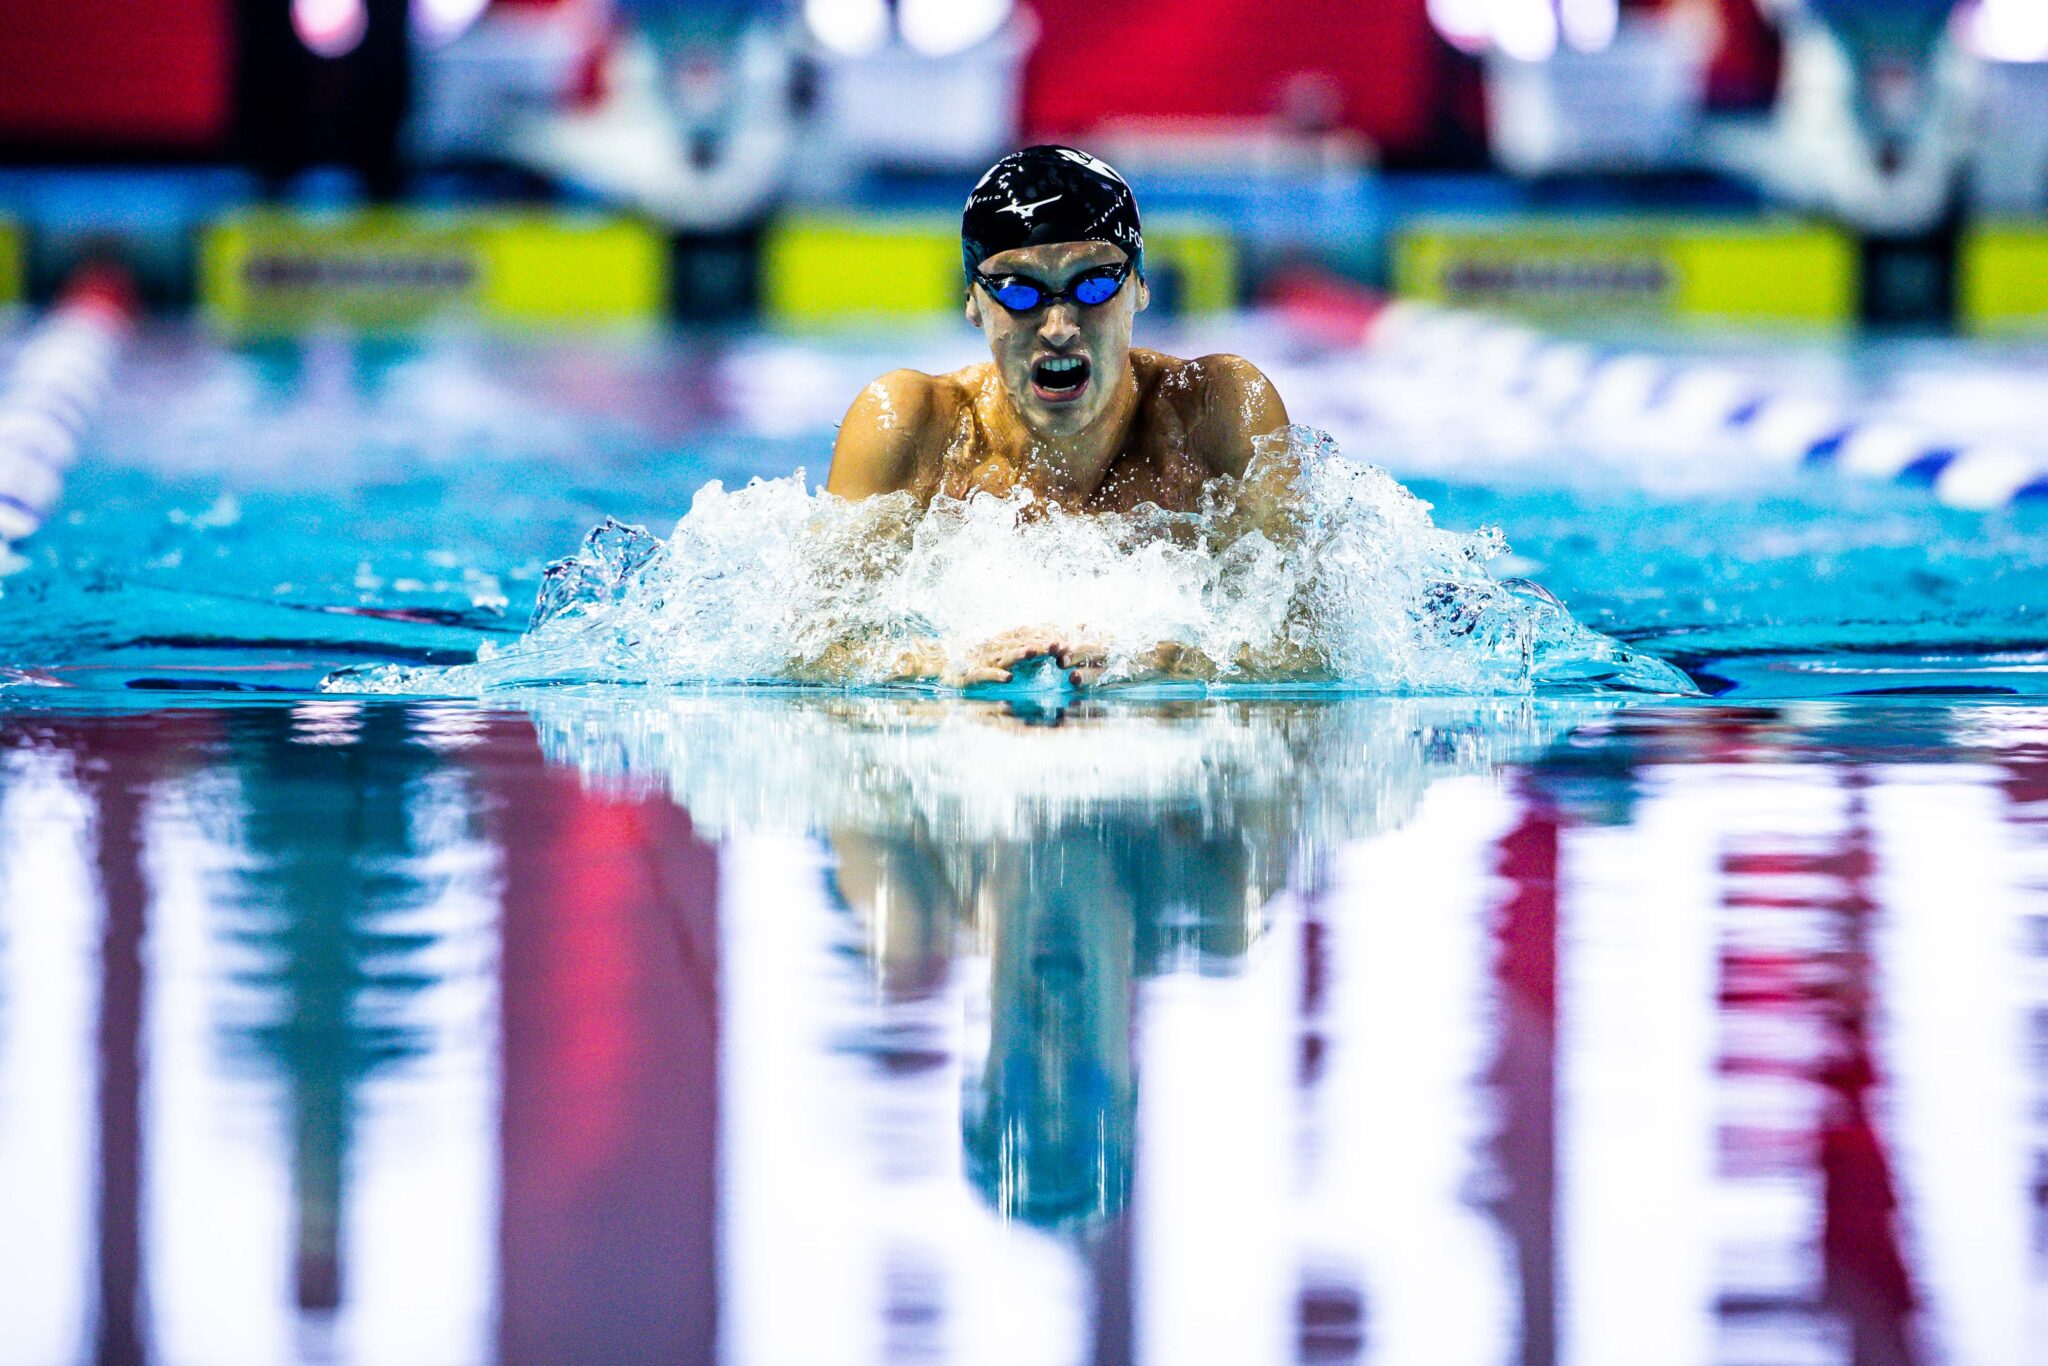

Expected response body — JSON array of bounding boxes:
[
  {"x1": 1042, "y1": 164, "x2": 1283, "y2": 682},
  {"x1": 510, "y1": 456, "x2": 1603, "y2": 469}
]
[
  {"x1": 1021, "y1": 0, "x2": 1446, "y2": 158},
  {"x1": 0, "y1": 0, "x2": 1779, "y2": 163},
  {"x1": 0, "y1": 0, "x2": 230, "y2": 148}
]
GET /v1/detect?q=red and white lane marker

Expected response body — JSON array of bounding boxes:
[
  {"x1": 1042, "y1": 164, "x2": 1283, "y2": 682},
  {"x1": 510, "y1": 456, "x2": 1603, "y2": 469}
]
[{"x1": 0, "y1": 266, "x2": 137, "y2": 549}]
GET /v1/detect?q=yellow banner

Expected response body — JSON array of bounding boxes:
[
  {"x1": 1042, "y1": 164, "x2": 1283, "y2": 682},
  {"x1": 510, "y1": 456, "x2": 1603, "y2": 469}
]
[
  {"x1": 1961, "y1": 225, "x2": 2048, "y2": 335},
  {"x1": 1395, "y1": 218, "x2": 1857, "y2": 327},
  {"x1": 0, "y1": 217, "x2": 21, "y2": 311},
  {"x1": 202, "y1": 209, "x2": 666, "y2": 333},
  {"x1": 763, "y1": 213, "x2": 1237, "y2": 326}
]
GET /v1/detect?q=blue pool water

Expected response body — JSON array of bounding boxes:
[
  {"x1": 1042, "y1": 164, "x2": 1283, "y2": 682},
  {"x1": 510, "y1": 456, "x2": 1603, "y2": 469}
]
[
  {"x1": 2, "y1": 322, "x2": 2046, "y2": 1364},
  {"x1": 4, "y1": 324, "x2": 2045, "y2": 697}
]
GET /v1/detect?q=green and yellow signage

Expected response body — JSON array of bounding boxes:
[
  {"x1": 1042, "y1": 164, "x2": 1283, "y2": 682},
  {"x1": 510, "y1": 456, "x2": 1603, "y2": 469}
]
[
  {"x1": 1961, "y1": 224, "x2": 2048, "y2": 335},
  {"x1": 1395, "y1": 217, "x2": 1858, "y2": 328},
  {"x1": 202, "y1": 209, "x2": 666, "y2": 334},
  {"x1": 0, "y1": 216, "x2": 22, "y2": 311}
]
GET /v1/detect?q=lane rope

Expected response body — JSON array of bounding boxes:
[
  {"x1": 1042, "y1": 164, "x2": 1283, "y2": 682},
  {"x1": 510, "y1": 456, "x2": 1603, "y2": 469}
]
[
  {"x1": 0, "y1": 266, "x2": 137, "y2": 551},
  {"x1": 1271, "y1": 273, "x2": 2048, "y2": 512}
]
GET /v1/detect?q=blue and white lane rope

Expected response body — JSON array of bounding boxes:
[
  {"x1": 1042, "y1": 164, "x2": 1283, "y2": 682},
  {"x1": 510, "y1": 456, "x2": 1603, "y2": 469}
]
[
  {"x1": 1374, "y1": 303, "x2": 2048, "y2": 509},
  {"x1": 1280, "y1": 280, "x2": 2048, "y2": 511},
  {"x1": 0, "y1": 269, "x2": 136, "y2": 550}
]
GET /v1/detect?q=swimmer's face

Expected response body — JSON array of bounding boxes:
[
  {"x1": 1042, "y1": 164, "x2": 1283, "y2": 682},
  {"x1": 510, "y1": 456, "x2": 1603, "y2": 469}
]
[{"x1": 967, "y1": 241, "x2": 1149, "y2": 439}]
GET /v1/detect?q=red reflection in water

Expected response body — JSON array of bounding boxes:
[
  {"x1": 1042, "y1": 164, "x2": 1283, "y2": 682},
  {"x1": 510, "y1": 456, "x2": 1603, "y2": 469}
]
[
  {"x1": 476, "y1": 719, "x2": 721, "y2": 1364},
  {"x1": 1491, "y1": 792, "x2": 1562, "y2": 1366},
  {"x1": 1811, "y1": 796, "x2": 1916, "y2": 1366},
  {"x1": 1719, "y1": 780, "x2": 1920, "y2": 1365}
]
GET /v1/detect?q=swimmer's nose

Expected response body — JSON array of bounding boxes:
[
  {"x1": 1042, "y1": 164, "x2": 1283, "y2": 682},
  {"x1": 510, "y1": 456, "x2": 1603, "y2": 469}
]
[{"x1": 1037, "y1": 304, "x2": 1082, "y2": 349}]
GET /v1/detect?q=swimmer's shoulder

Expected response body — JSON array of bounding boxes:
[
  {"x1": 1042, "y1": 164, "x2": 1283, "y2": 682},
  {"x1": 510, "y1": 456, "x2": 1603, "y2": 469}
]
[
  {"x1": 826, "y1": 367, "x2": 979, "y2": 499},
  {"x1": 1138, "y1": 351, "x2": 1289, "y2": 479}
]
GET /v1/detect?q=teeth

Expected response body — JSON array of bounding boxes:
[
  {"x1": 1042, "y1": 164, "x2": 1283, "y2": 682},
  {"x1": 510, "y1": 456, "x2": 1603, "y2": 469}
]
[{"x1": 1040, "y1": 357, "x2": 1085, "y2": 373}]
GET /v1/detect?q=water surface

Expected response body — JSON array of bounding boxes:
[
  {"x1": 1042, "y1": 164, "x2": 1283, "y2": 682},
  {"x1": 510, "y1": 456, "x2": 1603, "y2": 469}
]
[{"x1": 2, "y1": 689, "x2": 2044, "y2": 1363}]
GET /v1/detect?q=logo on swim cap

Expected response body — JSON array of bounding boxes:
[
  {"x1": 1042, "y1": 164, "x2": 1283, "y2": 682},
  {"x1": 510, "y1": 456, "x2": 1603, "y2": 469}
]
[
  {"x1": 962, "y1": 144, "x2": 1143, "y2": 281},
  {"x1": 1053, "y1": 147, "x2": 1123, "y2": 181},
  {"x1": 994, "y1": 194, "x2": 1063, "y2": 222}
]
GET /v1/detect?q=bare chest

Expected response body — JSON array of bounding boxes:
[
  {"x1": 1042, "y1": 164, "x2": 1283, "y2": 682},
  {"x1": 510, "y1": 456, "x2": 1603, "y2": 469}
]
[{"x1": 931, "y1": 394, "x2": 1210, "y2": 514}]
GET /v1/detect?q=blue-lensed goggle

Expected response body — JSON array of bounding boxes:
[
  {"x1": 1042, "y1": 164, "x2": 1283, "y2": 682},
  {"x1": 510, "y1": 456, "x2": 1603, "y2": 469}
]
[{"x1": 972, "y1": 259, "x2": 1133, "y2": 314}]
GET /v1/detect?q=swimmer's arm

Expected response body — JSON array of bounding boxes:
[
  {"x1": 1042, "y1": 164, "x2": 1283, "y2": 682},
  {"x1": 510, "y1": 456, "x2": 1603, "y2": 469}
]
[
  {"x1": 825, "y1": 370, "x2": 944, "y2": 500},
  {"x1": 785, "y1": 636, "x2": 948, "y2": 685},
  {"x1": 1188, "y1": 354, "x2": 1304, "y2": 549},
  {"x1": 1189, "y1": 354, "x2": 1289, "y2": 482}
]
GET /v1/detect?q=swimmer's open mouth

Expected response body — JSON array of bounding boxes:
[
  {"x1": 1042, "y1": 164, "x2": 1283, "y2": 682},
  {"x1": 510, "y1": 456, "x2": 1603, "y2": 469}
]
[{"x1": 1031, "y1": 355, "x2": 1091, "y2": 402}]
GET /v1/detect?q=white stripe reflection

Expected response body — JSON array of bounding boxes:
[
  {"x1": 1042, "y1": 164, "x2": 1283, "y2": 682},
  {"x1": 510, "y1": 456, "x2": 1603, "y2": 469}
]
[
  {"x1": 342, "y1": 768, "x2": 501, "y2": 1366},
  {"x1": 1872, "y1": 767, "x2": 2033, "y2": 1366},
  {"x1": 146, "y1": 771, "x2": 296, "y2": 1365},
  {"x1": 1134, "y1": 889, "x2": 1297, "y2": 1366},
  {"x1": 1560, "y1": 767, "x2": 1727, "y2": 1366},
  {"x1": 142, "y1": 765, "x2": 501, "y2": 1365},
  {"x1": 1317, "y1": 776, "x2": 1517, "y2": 1366},
  {"x1": 720, "y1": 834, "x2": 887, "y2": 1366},
  {"x1": 0, "y1": 752, "x2": 98, "y2": 1363}
]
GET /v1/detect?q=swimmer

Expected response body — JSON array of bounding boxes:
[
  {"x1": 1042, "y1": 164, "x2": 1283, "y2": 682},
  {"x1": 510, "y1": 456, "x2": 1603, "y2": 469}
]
[{"x1": 826, "y1": 145, "x2": 1294, "y2": 687}]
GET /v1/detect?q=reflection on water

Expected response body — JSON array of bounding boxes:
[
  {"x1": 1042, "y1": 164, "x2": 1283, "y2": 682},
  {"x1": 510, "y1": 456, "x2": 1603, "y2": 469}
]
[
  {"x1": 208, "y1": 706, "x2": 485, "y2": 1316},
  {"x1": 527, "y1": 691, "x2": 1598, "y2": 1232},
  {"x1": 526, "y1": 692, "x2": 1590, "y2": 846},
  {"x1": 0, "y1": 704, "x2": 501, "y2": 1365},
  {"x1": 0, "y1": 693, "x2": 2044, "y2": 1363}
]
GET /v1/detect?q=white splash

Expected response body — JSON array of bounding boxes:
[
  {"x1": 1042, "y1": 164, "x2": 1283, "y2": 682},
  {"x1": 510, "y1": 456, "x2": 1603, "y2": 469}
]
[
  {"x1": 520, "y1": 691, "x2": 1613, "y2": 848},
  {"x1": 328, "y1": 426, "x2": 1693, "y2": 697}
]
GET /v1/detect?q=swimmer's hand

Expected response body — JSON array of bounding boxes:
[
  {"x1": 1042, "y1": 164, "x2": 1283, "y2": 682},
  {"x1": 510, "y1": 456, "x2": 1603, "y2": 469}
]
[
  {"x1": 947, "y1": 633, "x2": 1219, "y2": 687},
  {"x1": 949, "y1": 627, "x2": 1109, "y2": 687},
  {"x1": 832, "y1": 631, "x2": 1218, "y2": 688}
]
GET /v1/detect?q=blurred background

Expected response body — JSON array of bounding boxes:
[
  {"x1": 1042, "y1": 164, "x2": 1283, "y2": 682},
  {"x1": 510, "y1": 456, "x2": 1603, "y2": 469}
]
[{"x1": 2, "y1": 0, "x2": 2044, "y2": 334}]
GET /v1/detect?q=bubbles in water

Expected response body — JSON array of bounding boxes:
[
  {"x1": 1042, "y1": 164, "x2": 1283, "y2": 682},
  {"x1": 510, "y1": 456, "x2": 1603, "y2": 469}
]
[{"x1": 328, "y1": 426, "x2": 1693, "y2": 697}]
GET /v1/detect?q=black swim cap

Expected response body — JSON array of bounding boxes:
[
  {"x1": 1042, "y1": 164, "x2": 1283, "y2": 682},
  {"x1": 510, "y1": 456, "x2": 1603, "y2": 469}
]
[{"x1": 962, "y1": 145, "x2": 1143, "y2": 280}]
